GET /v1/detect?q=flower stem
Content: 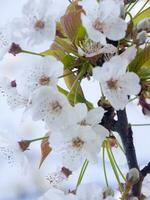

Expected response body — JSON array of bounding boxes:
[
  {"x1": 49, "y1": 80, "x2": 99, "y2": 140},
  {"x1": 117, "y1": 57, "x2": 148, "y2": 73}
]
[
  {"x1": 105, "y1": 141, "x2": 124, "y2": 193},
  {"x1": 21, "y1": 50, "x2": 45, "y2": 57},
  {"x1": 108, "y1": 141, "x2": 126, "y2": 181},
  {"x1": 76, "y1": 159, "x2": 89, "y2": 188},
  {"x1": 131, "y1": 123, "x2": 150, "y2": 127},
  {"x1": 30, "y1": 136, "x2": 49, "y2": 143},
  {"x1": 134, "y1": 0, "x2": 150, "y2": 17},
  {"x1": 102, "y1": 141, "x2": 109, "y2": 187}
]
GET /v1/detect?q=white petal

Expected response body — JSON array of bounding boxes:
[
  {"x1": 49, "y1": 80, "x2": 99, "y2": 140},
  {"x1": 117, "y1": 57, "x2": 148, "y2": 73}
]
[
  {"x1": 120, "y1": 72, "x2": 141, "y2": 95},
  {"x1": 99, "y1": 0, "x2": 120, "y2": 21},
  {"x1": 74, "y1": 103, "x2": 88, "y2": 123},
  {"x1": 81, "y1": 14, "x2": 106, "y2": 45},
  {"x1": 104, "y1": 18, "x2": 127, "y2": 41},
  {"x1": 92, "y1": 124, "x2": 109, "y2": 142},
  {"x1": 86, "y1": 107, "x2": 105, "y2": 125},
  {"x1": 120, "y1": 46, "x2": 137, "y2": 64},
  {"x1": 103, "y1": 88, "x2": 128, "y2": 110}
]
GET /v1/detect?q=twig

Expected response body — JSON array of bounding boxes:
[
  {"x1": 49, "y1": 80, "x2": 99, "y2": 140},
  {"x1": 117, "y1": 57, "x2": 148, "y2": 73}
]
[{"x1": 141, "y1": 162, "x2": 150, "y2": 179}]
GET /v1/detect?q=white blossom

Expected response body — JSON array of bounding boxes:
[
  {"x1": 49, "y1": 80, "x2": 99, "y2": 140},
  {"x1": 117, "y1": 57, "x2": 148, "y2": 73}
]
[
  {"x1": 16, "y1": 56, "x2": 63, "y2": 98},
  {"x1": 0, "y1": 28, "x2": 12, "y2": 60},
  {"x1": 0, "y1": 77, "x2": 28, "y2": 110},
  {"x1": 78, "y1": 38, "x2": 117, "y2": 57},
  {"x1": 93, "y1": 53, "x2": 141, "y2": 110},
  {"x1": 77, "y1": 183, "x2": 116, "y2": 200},
  {"x1": 76, "y1": 183, "x2": 103, "y2": 200},
  {"x1": 0, "y1": 130, "x2": 28, "y2": 171},
  {"x1": 30, "y1": 86, "x2": 74, "y2": 129},
  {"x1": 80, "y1": 0, "x2": 127, "y2": 45},
  {"x1": 50, "y1": 125, "x2": 108, "y2": 170},
  {"x1": 12, "y1": 0, "x2": 56, "y2": 45}
]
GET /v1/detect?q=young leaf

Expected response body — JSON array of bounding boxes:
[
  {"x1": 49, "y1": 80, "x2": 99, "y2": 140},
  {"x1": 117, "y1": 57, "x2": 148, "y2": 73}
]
[
  {"x1": 129, "y1": 46, "x2": 150, "y2": 73},
  {"x1": 133, "y1": 8, "x2": 150, "y2": 25},
  {"x1": 57, "y1": 85, "x2": 93, "y2": 109},
  {"x1": 39, "y1": 137, "x2": 52, "y2": 168}
]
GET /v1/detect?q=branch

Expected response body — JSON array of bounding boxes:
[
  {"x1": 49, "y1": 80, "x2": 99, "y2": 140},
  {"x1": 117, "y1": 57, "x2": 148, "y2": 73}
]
[
  {"x1": 117, "y1": 109, "x2": 142, "y2": 197},
  {"x1": 141, "y1": 162, "x2": 150, "y2": 179}
]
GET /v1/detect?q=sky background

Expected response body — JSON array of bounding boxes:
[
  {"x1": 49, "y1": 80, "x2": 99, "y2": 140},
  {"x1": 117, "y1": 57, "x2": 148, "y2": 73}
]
[{"x1": 0, "y1": 0, "x2": 150, "y2": 199}]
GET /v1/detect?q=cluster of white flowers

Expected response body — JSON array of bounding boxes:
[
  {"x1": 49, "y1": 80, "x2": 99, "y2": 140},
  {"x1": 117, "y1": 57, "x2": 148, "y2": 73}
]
[
  {"x1": 38, "y1": 183, "x2": 116, "y2": 200},
  {"x1": 0, "y1": 0, "x2": 148, "y2": 199}
]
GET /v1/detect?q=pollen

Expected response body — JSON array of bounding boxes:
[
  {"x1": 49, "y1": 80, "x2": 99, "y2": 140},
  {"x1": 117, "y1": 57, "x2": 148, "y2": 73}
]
[
  {"x1": 39, "y1": 75, "x2": 50, "y2": 86},
  {"x1": 107, "y1": 79, "x2": 118, "y2": 90},
  {"x1": 93, "y1": 18, "x2": 104, "y2": 32},
  {"x1": 72, "y1": 137, "x2": 84, "y2": 149},
  {"x1": 35, "y1": 20, "x2": 45, "y2": 29},
  {"x1": 51, "y1": 101, "x2": 62, "y2": 113}
]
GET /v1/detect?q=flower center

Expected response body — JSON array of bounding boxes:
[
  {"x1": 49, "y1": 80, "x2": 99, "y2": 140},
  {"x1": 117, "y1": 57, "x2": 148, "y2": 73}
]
[
  {"x1": 107, "y1": 79, "x2": 118, "y2": 90},
  {"x1": 35, "y1": 20, "x2": 45, "y2": 30},
  {"x1": 39, "y1": 75, "x2": 50, "y2": 86},
  {"x1": 93, "y1": 18, "x2": 104, "y2": 32},
  {"x1": 72, "y1": 137, "x2": 84, "y2": 149},
  {"x1": 51, "y1": 101, "x2": 62, "y2": 113}
]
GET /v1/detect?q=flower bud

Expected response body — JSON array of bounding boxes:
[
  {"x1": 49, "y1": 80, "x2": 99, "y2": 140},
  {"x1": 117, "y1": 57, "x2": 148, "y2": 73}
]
[
  {"x1": 9, "y1": 43, "x2": 22, "y2": 56},
  {"x1": 136, "y1": 31, "x2": 147, "y2": 45},
  {"x1": 103, "y1": 187, "x2": 114, "y2": 199},
  {"x1": 126, "y1": 168, "x2": 140, "y2": 185},
  {"x1": 18, "y1": 140, "x2": 31, "y2": 151},
  {"x1": 137, "y1": 18, "x2": 150, "y2": 32}
]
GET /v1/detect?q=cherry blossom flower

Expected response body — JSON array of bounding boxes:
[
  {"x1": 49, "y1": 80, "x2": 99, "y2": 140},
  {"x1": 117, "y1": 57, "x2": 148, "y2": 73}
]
[
  {"x1": 0, "y1": 77, "x2": 28, "y2": 110},
  {"x1": 46, "y1": 167, "x2": 72, "y2": 190},
  {"x1": 78, "y1": 38, "x2": 117, "y2": 58},
  {"x1": 12, "y1": 0, "x2": 56, "y2": 45},
  {"x1": 76, "y1": 183, "x2": 116, "y2": 200},
  {"x1": 73, "y1": 103, "x2": 108, "y2": 139},
  {"x1": 93, "y1": 54, "x2": 141, "y2": 110},
  {"x1": 0, "y1": 28, "x2": 12, "y2": 60},
  {"x1": 0, "y1": 130, "x2": 28, "y2": 171},
  {"x1": 30, "y1": 86, "x2": 74, "y2": 129},
  {"x1": 80, "y1": 0, "x2": 127, "y2": 45},
  {"x1": 50, "y1": 125, "x2": 108, "y2": 170},
  {"x1": 16, "y1": 56, "x2": 63, "y2": 98}
]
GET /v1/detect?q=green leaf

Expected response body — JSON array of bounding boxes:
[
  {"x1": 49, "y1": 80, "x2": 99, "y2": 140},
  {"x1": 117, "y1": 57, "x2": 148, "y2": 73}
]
[
  {"x1": 133, "y1": 8, "x2": 150, "y2": 25},
  {"x1": 63, "y1": 68, "x2": 84, "y2": 97},
  {"x1": 129, "y1": 46, "x2": 150, "y2": 73},
  {"x1": 57, "y1": 85, "x2": 93, "y2": 110},
  {"x1": 75, "y1": 25, "x2": 86, "y2": 45},
  {"x1": 62, "y1": 55, "x2": 76, "y2": 69},
  {"x1": 55, "y1": 37, "x2": 77, "y2": 55}
]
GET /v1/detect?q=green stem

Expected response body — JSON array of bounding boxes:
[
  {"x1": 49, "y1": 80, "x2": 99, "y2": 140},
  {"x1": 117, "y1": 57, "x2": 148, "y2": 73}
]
[
  {"x1": 108, "y1": 143, "x2": 126, "y2": 181},
  {"x1": 127, "y1": 0, "x2": 138, "y2": 12},
  {"x1": 131, "y1": 123, "x2": 150, "y2": 127},
  {"x1": 67, "y1": 67, "x2": 86, "y2": 98},
  {"x1": 30, "y1": 136, "x2": 49, "y2": 143},
  {"x1": 58, "y1": 70, "x2": 78, "y2": 79},
  {"x1": 21, "y1": 50, "x2": 45, "y2": 57},
  {"x1": 102, "y1": 141, "x2": 109, "y2": 187},
  {"x1": 76, "y1": 159, "x2": 89, "y2": 188},
  {"x1": 105, "y1": 141, "x2": 124, "y2": 193},
  {"x1": 134, "y1": 0, "x2": 150, "y2": 17},
  {"x1": 117, "y1": 140, "x2": 126, "y2": 154}
]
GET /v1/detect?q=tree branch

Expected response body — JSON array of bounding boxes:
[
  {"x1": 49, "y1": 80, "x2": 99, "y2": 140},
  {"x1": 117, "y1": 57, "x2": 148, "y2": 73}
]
[
  {"x1": 141, "y1": 162, "x2": 150, "y2": 179},
  {"x1": 117, "y1": 109, "x2": 142, "y2": 197}
]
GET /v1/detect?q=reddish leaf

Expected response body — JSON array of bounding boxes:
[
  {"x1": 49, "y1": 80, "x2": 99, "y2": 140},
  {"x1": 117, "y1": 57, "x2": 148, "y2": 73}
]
[{"x1": 39, "y1": 137, "x2": 52, "y2": 168}]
